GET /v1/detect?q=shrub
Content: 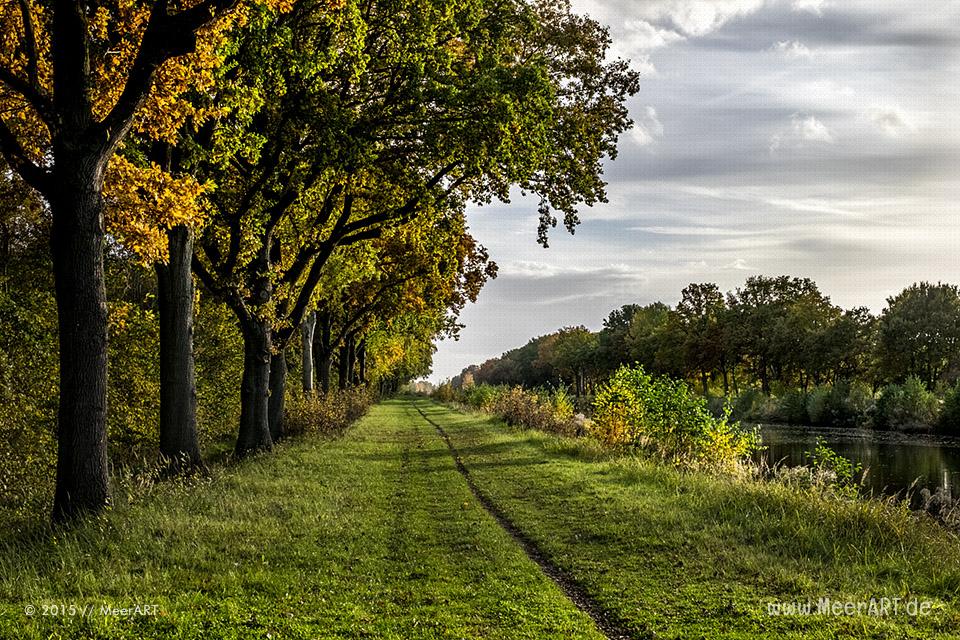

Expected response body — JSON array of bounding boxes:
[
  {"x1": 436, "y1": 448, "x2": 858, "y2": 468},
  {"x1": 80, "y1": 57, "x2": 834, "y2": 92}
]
[
  {"x1": 806, "y1": 439, "x2": 862, "y2": 498},
  {"x1": 463, "y1": 383, "x2": 498, "y2": 410},
  {"x1": 846, "y1": 381, "x2": 876, "y2": 425},
  {"x1": 483, "y1": 386, "x2": 579, "y2": 436},
  {"x1": 285, "y1": 389, "x2": 373, "y2": 437},
  {"x1": 433, "y1": 382, "x2": 456, "y2": 403},
  {"x1": 550, "y1": 386, "x2": 576, "y2": 422},
  {"x1": 775, "y1": 390, "x2": 809, "y2": 424},
  {"x1": 590, "y1": 365, "x2": 759, "y2": 471},
  {"x1": 875, "y1": 377, "x2": 939, "y2": 430},
  {"x1": 730, "y1": 388, "x2": 780, "y2": 423},
  {"x1": 939, "y1": 381, "x2": 960, "y2": 434}
]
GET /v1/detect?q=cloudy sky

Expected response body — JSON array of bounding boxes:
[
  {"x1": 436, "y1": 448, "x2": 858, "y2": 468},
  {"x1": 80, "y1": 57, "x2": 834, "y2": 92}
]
[{"x1": 429, "y1": 0, "x2": 960, "y2": 382}]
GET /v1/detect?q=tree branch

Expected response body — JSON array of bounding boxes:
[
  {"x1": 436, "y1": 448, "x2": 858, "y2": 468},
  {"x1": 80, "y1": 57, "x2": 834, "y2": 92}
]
[
  {"x1": 0, "y1": 65, "x2": 53, "y2": 124},
  {"x1": 0, "y1": 117, "x2": 48, "y2": 193},
  {"x1": 16, "y1": 0, "x2": 42, "y2": 94},
  {"x1": 100, "y1": 0, "x2": 239, "y2": 151}
]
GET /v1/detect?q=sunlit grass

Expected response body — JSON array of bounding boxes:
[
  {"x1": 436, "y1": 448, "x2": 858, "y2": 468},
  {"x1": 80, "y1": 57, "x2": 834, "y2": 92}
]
[
  {"x1": 420, "y1": 399, "x2": 960, "y2": 639},
  {"x1": 0, "y1": 400, "x2": 600, "y2": 639}
]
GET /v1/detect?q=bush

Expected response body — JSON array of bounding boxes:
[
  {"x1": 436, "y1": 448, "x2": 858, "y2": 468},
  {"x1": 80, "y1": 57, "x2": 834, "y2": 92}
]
[
  {"x1": 590, "y1": 366, "x2": 759, "y2": 471},
  {"x1": 285, "y1": 389, "x2": 373, "y2": 437},
  {"x1": 938, "y1": 381, "x2": 960, "y2": 434},
  {"x1": 731, "y1": 388, "x2": 766, "y2": 422},
  {"x1": 433, "y1": 382, "x2": 456, "y2": 403},
  {"x1": 875, "y1": 377, "x2": 940, "y2": 430},
  {"x1": 463, "y1": 383, "x2": 498, "y2": 410},
  {"x1": 775, "y1": 390, "x2": 809, "y2": 424},
  {"x1": 806, "y1": 439, "x2": 862, "y2": 498},
  {"x1": 478, "y1": 386, "x2": 580, "y2": 436}
]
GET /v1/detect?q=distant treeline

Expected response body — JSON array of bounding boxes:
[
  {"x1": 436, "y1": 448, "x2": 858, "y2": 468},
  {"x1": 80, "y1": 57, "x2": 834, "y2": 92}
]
[{"x1": 452, "y1": 277, "x2": 960, "y2": 432}]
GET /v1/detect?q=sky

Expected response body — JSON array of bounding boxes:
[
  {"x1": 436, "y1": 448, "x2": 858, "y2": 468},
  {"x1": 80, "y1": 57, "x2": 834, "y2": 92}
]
[{"x1": 428, "y1": 0, "x2": 960, "y2": 383}]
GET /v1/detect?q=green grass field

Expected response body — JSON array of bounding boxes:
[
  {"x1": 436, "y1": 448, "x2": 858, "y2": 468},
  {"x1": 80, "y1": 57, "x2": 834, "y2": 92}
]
[{"x1": 2, "y1": 399, "x2": 958, "y2": 639}]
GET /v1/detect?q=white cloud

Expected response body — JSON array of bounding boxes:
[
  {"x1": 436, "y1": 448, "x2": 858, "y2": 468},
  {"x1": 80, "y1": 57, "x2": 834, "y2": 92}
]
[
  {"x1": 631, "y1": 106, "x2": 665, "y2": 146},
  {"x1": 724, "y1": 258, "x2": 754, "y2": 270},
  {"x1": 792, "y1": 0, "x2": 827, "y2": 15},
  {"x1": 623, "y1": 20, "x2": 687, "y2": 51},
  {"x1": 868, "y1": 107, "x2": 917, "y2": 138},
  {"x1": 770, "y1": 114, "x2": 835, "y2": 152},
  {"x1": 773, "y1": 40, "x2": 814, "y2": 60},
  {"x1": 637, "y1": 0, "x2": 766, "y2": 37}
]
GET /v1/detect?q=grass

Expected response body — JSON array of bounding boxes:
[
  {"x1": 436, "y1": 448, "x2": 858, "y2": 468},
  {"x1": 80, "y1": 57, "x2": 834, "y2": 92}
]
[
  {"x1": 0, "y1": 400, "x2": 600, "y2": 639},
  {"x1": 4, "y1": 397, "x2": 959, "y2": 639},
  {"x1": 416, "y1": 399, "x2": 960, "y2": 639}
]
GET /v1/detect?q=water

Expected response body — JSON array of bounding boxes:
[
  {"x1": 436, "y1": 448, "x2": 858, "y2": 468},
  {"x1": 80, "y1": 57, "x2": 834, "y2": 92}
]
[{"x1": 755, "y1": 424, "x2": 960, "y2": 500}]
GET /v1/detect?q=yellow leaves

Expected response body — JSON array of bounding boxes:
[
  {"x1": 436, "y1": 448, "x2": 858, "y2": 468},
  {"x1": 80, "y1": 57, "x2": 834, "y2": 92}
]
[{"x1": 104, "y1": 156, "x2": 208, "y2": 264}]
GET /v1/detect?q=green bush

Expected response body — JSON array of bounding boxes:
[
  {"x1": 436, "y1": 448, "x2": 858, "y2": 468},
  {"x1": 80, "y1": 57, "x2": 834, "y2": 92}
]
[
  {"x1": 731, "y1": 388, "x2": 766, "y2": 422},
  {"x1": 939, "y1": 381, "x2": 960, "y2": 434},
  {"x1": 806, "y1": 439, "x2": 863, "y2": 498},
  {"x1": 433, "y1": 381, "x2": 456, "y2": 403},
  {"x1": 463, "y1": 383, "x2": 498, "y2": 410},
  {"x1": 775, "y1": 390, "x2": 809, "y2": 424},
  {"x1": 804, "y1": 384, "x2": 862, "y2": 428},
  {"x1": 590, "y1": 366, "x2": 759, "y2": 471},
  {"x1": 875, "y1": 376, "x2": 940, "y2": 430}
]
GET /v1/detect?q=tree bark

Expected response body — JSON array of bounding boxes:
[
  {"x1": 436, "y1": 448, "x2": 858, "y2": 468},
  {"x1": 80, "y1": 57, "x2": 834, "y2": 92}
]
[
  {"x1": 347, "y1": 336, "x2": 357, "y2": 386},
  {"x1": 268, "y1": 350, "x2": 287, "y2": 442},
  {"x1": 156, "y1": 225, "x2": 203, "y2": 472},
  {"x1": 236, "y1": 320, "x2": 273, "y2": 456},
  {"x1": 301, "y1": 311, "x2": 316, "y2": 394},
  {"x1": 49, "y1": 153, "x2": 111, "y2": 523},
  {"x1": 313, "y1": 311, "x2": 332, "y2": 394},
  {"x1": 338, "y1": 342, "x2": 350, "y2": 391},
  {"x1": 357, "y1": 339, "x2": 367, "y2": 386}
]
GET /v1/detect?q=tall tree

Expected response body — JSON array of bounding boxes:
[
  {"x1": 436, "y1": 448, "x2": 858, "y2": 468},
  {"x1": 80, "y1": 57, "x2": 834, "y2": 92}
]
[
  {"x1": 0, "y1": 0, "x2": 287, "y2": 521},
  {"x1": 189, "y1": 0, "x2": 638, "y2": 455},
  {"x1": 877, "y1": 282, "x2": 960, "y2": 387},
  {"x1": 671, "y1": 283, "x2": 725, "y2": 394}
]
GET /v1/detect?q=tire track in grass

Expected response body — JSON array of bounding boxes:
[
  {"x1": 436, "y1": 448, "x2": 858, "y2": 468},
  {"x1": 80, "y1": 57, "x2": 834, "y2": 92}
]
[{"x1": 412, "y1": 400, "x2": 637, "y2": 640}]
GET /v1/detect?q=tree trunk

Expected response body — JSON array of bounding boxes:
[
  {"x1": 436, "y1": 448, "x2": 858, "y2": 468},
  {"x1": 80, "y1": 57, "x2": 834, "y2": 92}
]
[
  {"x1": 301, "y1": 312, "x2": 316, "y2": 394},
  {"x1": 268, "y1": 350, "x2": 287, "y2": 442},
  {"x1": 347, "y1": 336, "x2": 357, "y2": 386},
  {"x1": 156, "y1": 225, "x2": 203, "y2": 472},
  {"x1": 236, "y1": 320, "x2": 273, "y2": 456},
  {"x1": 50, "y1": 157, "x2": 111, "y2": 523},
  {"x1": 357, "y1": 339, "x2": 367, "y2": 386},
  {"x1": 314, "y1": 312, "x2": 332, "y2": 394},
  {"x1": 338, "y1": 342, "x2": 350, "y2": 391},
  {"x1": 701, "y1": 370, "x2": 709, "y2": 396}
]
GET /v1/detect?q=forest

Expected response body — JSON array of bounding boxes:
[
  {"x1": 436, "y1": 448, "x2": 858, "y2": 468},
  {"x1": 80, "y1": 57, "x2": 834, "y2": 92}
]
[
  {"x1": 0, "y1": 0, "x2": 637, "y2": 530},
  {"x1": 451, "y1": 277, "x2": 960, "y2": 432}
]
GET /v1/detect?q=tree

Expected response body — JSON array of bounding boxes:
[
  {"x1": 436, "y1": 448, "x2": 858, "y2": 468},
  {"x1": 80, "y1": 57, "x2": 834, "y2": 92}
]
[
  {"x1": 672, "y1": 283, "x2": 725, "y2": 394},
  {"x1": 0, "y1": 0, "x2": 292, "y2": 521},
  {"x1": 189, "y1": 0, "x2": 638, "y2": 455},
  {"x1": 597, "y1": 304, "x2": 641, "y2": 374},
  {"x1": 536, "y1": 326, "x2": 598, "y2": 399},
  {"x1": 877, "y1": 282, "x2": 960, "y2": 387},
  {"x1": 316, "y1": 208, "x2": 495, "y2": 399},
  {"x1": 624, "y1": 302, "x2": 671, "y2": 373},
  {"x1": 726, "y1": 276, "x2": 831, "y2": 394}
]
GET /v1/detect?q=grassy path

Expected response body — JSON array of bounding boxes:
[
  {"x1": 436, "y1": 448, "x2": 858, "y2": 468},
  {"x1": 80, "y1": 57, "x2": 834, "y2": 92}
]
[
  {"x1": 0, "y1": 400, "x2": 601, "y2": 639},
  {"x1": 3, "y1": 398, "x2": 959, "y2": 639},
  {"x1": 415, "y1": 399, "x2": 960, "y2": 639}
]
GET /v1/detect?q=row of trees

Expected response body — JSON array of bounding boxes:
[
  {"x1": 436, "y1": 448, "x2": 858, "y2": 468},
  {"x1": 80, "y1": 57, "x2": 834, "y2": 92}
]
[
  {"x1": 455, "y1": 277, "x2": 960, "y2": 398},
  {"x1": 0, "y1": 0, "x2": 638, "y2": 521}
]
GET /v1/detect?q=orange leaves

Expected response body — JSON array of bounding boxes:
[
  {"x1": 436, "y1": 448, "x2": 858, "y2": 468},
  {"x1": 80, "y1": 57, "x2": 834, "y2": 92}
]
[{"x1": 104, "y1": 156, "x2": 208, "y2": 263}]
